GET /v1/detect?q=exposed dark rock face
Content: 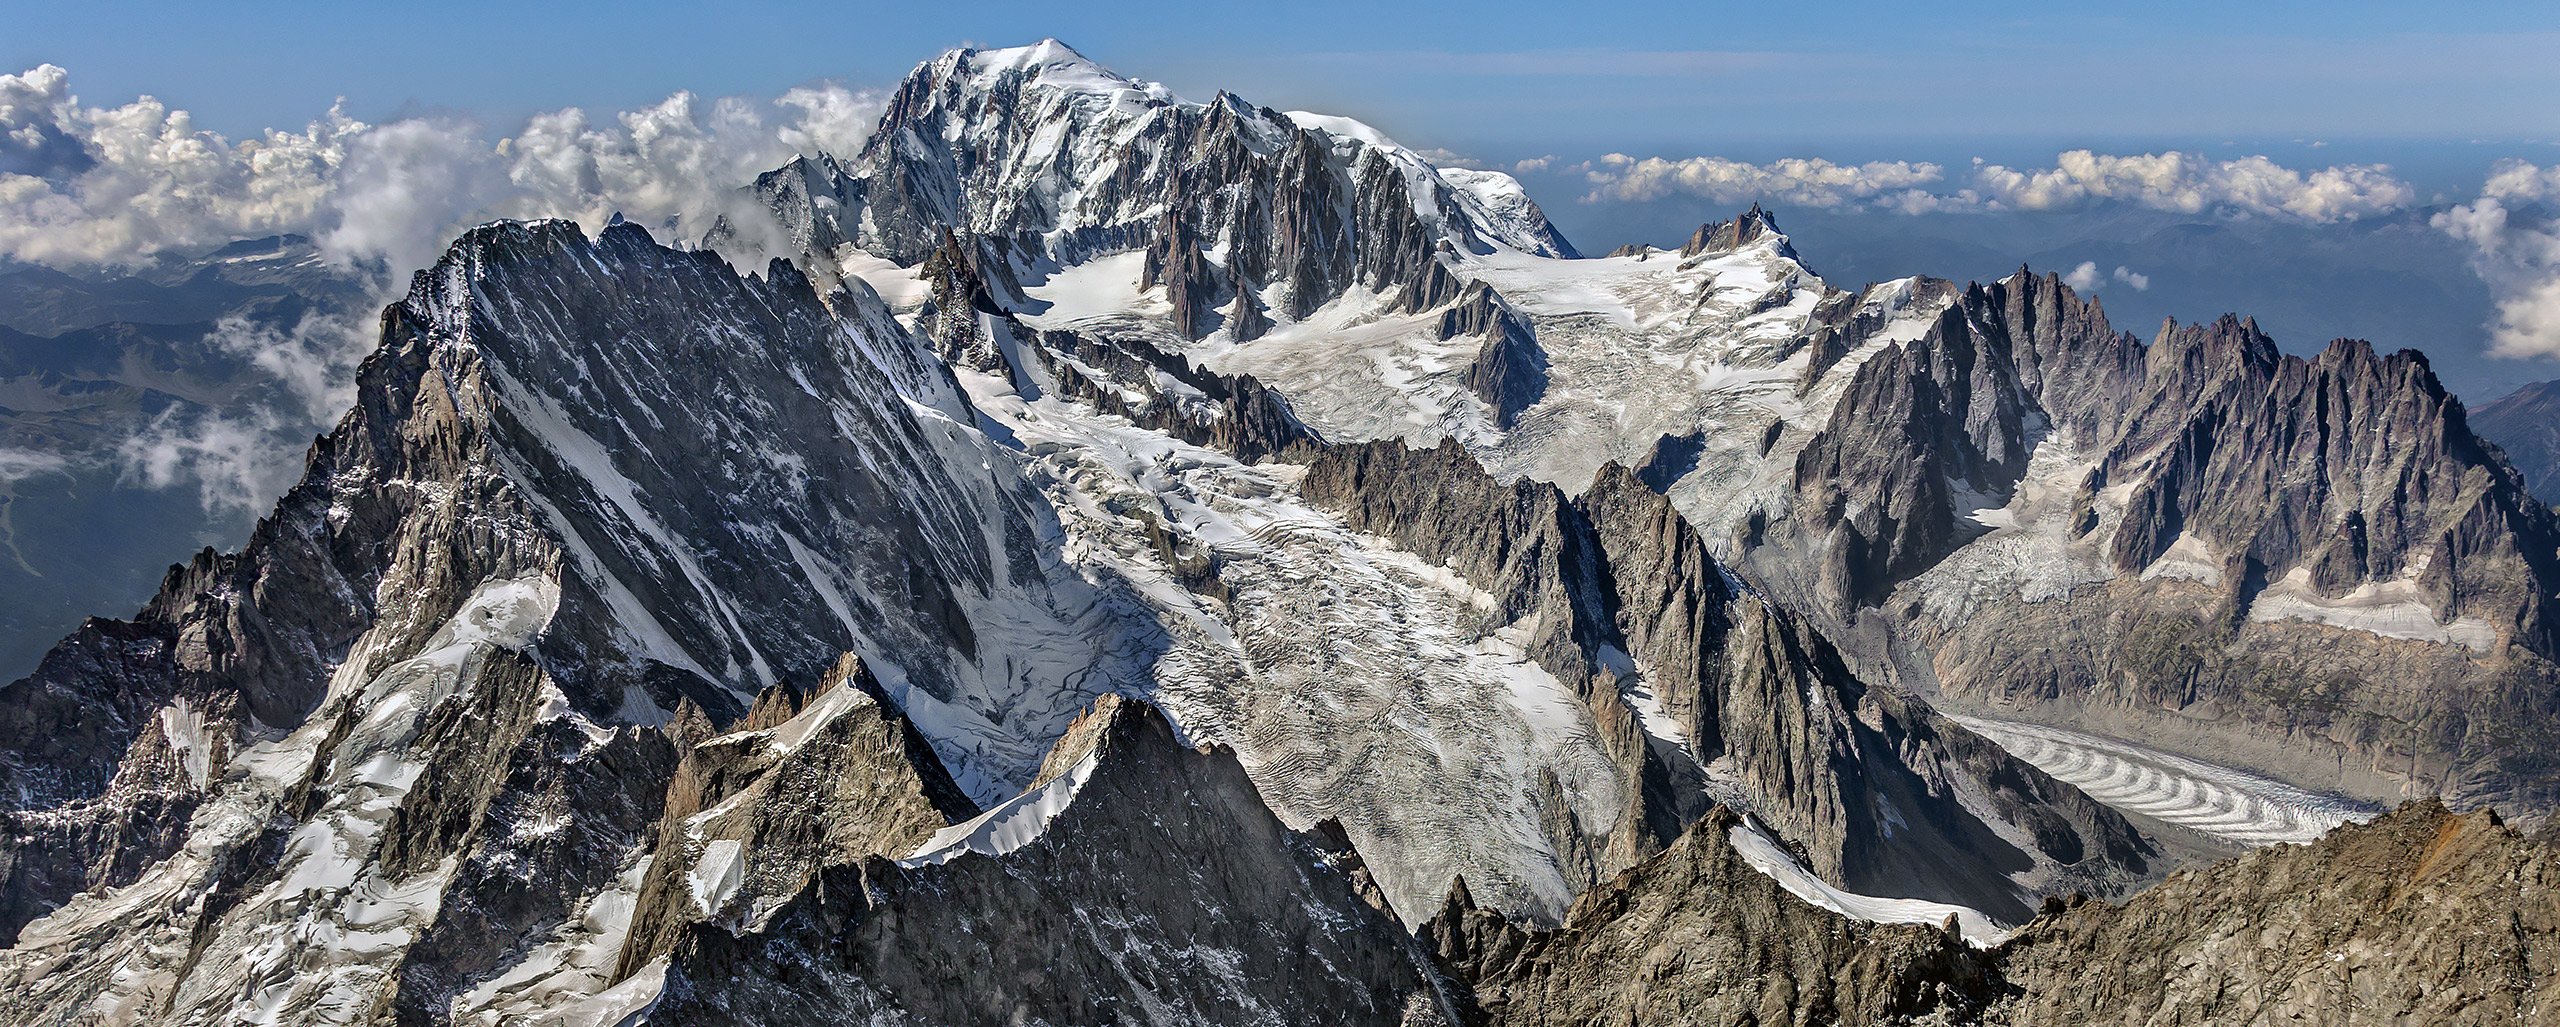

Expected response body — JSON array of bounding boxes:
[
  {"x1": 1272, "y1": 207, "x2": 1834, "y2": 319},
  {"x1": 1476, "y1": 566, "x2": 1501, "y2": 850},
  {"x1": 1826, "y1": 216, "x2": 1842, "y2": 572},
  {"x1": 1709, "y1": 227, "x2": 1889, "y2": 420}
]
[
  {"x1": 1140, "y1": 199, "x2": 1230, "y2": 339},
  {"x1": 1037, "y1": 323, "x2": 1328, "y2": 463},
  {"x1": 2097, "y1": 320, "x2": 2556, "y2": 644},
  {"x1": 1428, "y1": 800, "x2": 2559, "y2": 1027},
  {"x1": 1994, "y1": 800, "x2": 2560, "y2": 1025},
  {"x1": 434, "y1": 221, "x2": 1074, "y2": 720},
  {"x1": 741, "y1": 152, "x2": 863, "y2": 260},
  {"x1": 611, "y1": 652, "x2": 978, "y2": 980},
  {"x1": 1299, "y1": 440, "x2": 2152, "y2": 920},
  {"x1": 1681, "y1": 203, "x2": 1787, "y2": 259},
  {"x1": 647, "y1": 696, "x2": 1452, "y2": 1026},
  {"x1": 2473, "y1": 377, "x2": 2560, "y2": 505},
  {"x1": 1785, "y1": 297, "x2": 2036, "y2": 612},
  {"x1": 0, "y1": 219, "x2": 1126, "y2": 1021},
  {"x1": 388, "y1": 678, "x2": 679, "y2": 1027},
  {"x1": 1734, "y1": 269, "x2": 2560, "y2": 817},
  {"x1": 0, "y1": 280, "x2": 538, "y2": 944},
  {"x1": 914, "y1": 228, "x2": 1013, "y2": 374},
  {"x1": 1440, "y1": 282, "x2": 1548, "y2": 428}
]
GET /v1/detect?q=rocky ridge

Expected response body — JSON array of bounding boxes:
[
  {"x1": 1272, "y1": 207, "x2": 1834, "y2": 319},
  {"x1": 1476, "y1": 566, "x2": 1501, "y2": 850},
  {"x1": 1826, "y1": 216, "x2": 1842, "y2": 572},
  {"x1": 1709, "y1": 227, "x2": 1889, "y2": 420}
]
[
  {"x1": 1425, "y1": 799, "x2": 2559, "y2": 1026},
  {"x1": 1757, "y1": 273, "x2": 2560, "y2": 816}
]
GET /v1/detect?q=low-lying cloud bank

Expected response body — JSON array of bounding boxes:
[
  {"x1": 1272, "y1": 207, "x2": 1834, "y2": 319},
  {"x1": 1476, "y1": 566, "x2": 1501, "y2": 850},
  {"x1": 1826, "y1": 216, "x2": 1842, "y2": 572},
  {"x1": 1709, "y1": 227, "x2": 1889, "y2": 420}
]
[
  {"x1": 1578, "y1": 149, "x2": 2417, "y2": 223},
  {"x1": 0, "y1": 63, "x2": 884, "y2": 274}
]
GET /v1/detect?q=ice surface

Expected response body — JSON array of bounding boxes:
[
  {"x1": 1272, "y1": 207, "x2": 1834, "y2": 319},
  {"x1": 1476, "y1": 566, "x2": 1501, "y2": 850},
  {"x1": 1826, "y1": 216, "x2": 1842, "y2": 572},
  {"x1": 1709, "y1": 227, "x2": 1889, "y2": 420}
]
[
  {"x1": 949, "y1": 358, "x2": 1629, "y2": 924},
  {"x1": 2246, "y1": 566, "x2": 2501, "y2": 652},
  {"x1": 686, "y1": 839, "x2": 746, "y2": 916},
  {"x1": 1952, "y1": 715, "x2": 2382, "y2": 846}
]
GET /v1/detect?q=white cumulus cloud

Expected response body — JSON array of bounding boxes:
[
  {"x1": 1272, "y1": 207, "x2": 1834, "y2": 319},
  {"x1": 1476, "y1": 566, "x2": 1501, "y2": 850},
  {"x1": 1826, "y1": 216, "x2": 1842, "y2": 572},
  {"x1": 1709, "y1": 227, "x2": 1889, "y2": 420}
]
[
  {"x1": 0, "y1": 64, "x2": 359, "y2": 267},
  {"x1": 2058, "y1": 263, "x2": 2151, "y2": 294},
  {"x1": 1579, "y1": 153, "x2": 1946, "y2": 209},
  {"x1": 0, "y1": 64, "x2": 887, "y2": 273},
  {"x1": 2435, "y1": 159, "x2": 2560, "y2": 360},
  {"x1": 1573, "y1": 148, "x2": 2410, "y2": 226},
  {"x1": 1969, "y1": 150, "x2": 2413, "y2": 223}
]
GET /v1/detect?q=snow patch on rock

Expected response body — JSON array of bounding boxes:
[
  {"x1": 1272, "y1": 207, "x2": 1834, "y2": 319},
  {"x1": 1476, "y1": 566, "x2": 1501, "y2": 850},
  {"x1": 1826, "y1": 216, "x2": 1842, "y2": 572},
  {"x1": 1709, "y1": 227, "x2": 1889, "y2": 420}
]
[
  {"x1": 1729, "y1": 813, "x2": 2006, "y2": 946},
  {"x1": 901, "y1": 752, "x2": 1102, "y2": 867}
]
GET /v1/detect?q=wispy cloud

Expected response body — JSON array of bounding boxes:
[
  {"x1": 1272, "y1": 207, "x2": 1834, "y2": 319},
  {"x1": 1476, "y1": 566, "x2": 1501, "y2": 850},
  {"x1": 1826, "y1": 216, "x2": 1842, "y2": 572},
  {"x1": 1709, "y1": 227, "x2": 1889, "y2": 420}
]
[
  {"x1": 0, "y1": 448, "x2": 71, "y2": 485},
  {"x1": 116, "y1": 407, "x2": 291, "y2": 517}
]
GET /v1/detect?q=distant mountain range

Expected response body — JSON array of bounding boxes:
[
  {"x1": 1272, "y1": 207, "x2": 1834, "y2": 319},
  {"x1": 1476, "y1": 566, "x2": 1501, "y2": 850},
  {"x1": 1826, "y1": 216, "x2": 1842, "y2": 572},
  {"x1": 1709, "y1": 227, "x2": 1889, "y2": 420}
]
[{"x1": 1, "y1": 39, "x2": 2553, "y2": 1026}]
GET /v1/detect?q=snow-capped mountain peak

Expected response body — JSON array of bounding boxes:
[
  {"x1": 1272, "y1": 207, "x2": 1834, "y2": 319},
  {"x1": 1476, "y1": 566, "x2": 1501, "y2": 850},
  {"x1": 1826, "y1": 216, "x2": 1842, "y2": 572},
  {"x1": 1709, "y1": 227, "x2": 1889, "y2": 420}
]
[
  {"x1": 938, "y1": 37, "x2": 1181, "y2": 106},
  {"x1": 774, "y1": 37, "x2": 1575, "y2": 302}
]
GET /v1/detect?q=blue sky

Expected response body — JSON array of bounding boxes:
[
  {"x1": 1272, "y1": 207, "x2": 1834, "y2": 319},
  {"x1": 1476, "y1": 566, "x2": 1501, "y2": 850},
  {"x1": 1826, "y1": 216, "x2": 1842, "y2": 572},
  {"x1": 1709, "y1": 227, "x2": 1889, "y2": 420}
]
[{"x1": 10, "y1": 0, "x2": 2559, "y2": 159}]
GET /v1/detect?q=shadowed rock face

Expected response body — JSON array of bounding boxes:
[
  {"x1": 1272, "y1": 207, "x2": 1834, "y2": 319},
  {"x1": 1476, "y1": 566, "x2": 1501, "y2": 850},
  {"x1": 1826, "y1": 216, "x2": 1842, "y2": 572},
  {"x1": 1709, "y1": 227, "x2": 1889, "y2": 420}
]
[
  {"x1": 0, "y1": 219, "x2": 1126, "y2": 1020},
  {"x1": 1440, "y1": 282, "x2": 1549, "y2": 428},
  {"x1": 1429, "y1": 800, "x2": 2560, "y2": 1027},
  {"x1": 648, "y1": 696, "x2": 1452, "y2": 1026},
  {"x1": 2473, "y1": 378, "x2": 2560, "y2": 505},
  {"x1": 1736, "y1": 269, "x2": 2560, "y2": 819}
]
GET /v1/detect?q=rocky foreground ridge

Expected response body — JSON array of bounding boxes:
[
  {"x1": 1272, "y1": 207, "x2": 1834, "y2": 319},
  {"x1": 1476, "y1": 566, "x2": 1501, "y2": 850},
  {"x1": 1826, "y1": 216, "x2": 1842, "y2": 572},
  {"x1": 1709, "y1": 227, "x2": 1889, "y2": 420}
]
[{"x1": 1431, "y1": 798, "x2": 2558, "y2": 1027}]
